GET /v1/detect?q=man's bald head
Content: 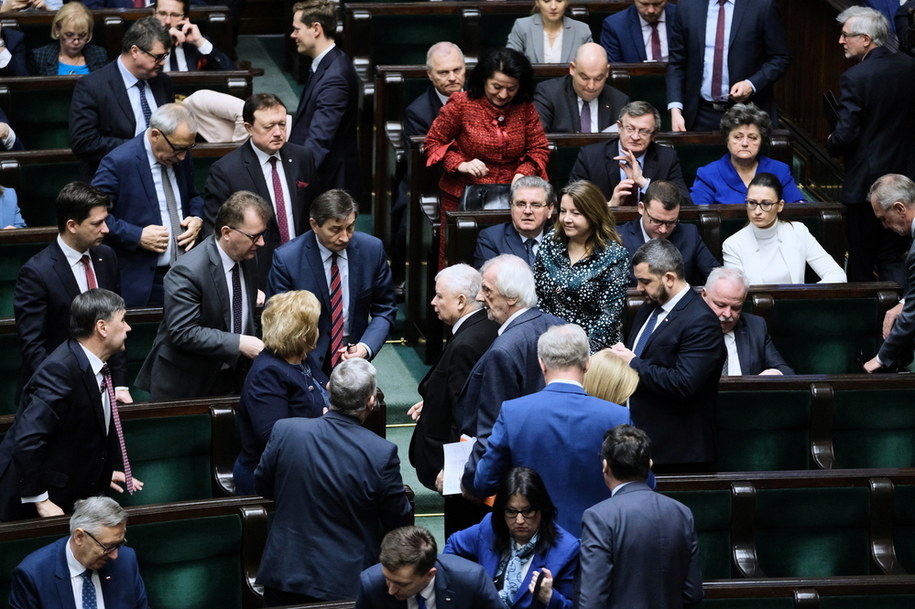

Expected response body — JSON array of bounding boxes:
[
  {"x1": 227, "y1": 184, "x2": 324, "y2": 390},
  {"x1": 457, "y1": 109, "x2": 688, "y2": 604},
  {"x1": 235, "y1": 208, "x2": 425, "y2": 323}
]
[{"x1": 569, "y1": 42, "x2": 610, "y2": 103}]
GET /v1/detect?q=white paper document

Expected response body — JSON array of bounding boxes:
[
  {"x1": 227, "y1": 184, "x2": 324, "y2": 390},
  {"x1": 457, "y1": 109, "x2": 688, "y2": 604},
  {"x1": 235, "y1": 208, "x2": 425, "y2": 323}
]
[{"x1": 442, "y1": 436, "x2": 476, "y2": 495}]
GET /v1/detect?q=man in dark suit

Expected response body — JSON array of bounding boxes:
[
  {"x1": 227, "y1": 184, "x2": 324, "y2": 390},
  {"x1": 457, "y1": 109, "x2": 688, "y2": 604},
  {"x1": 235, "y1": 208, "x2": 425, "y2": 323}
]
[
  {"x1": 579, "y1": 425, "x2": 703, "y2": 609},
  {"x1": 0, "y1": 289, "x2": 140, "y2": 521},
  {"x1": 617, "y1": 180, "x2": 718, "y2": 286},
  {"x1": 288, "y1": 0, "x2": 360, "y2": 195},
  {"x1": 702, "y1": 266, "x2": 793, "y2": 375},
  {"x1": 92, "y1": 103, "x2": 205, "y2": 307},
  {"x1": 666, "y1": 0, "x2": 790, "y2": 132},
  {"x1": 601, "y1": 0, "x2": 676, "y2": 63},
  {"x1": 468, "y1": 324, "x2": 634, "y2": 537},
  {"x1": 828, "y1": 7, "x2": 915, "y2": 284},
  {"x1": 136, "y1": 191, "x2": 269, "y2": 401},
  {"x1": 456, "y1": 254, "x2": 565, "y2": 489},
  {"x1": 405, "y1": 42, "x2": 466, "y2": 140},
  {"x1": 14, "y1": 182, "x2": 132, "y2": 402},
  {"x1": 569, "y1": 101, "x2": 691, "y2": 205},
  {"x1": 0, "y1": 25, "x2": 28, "y2": 76},
  {"x1": 204, "y1": 93, "x2": 315, "y2": 289},
  {"x1": 473, "y1": 176, "x2": 555, "y2": 269},
  {"x1": 70, "y1": 18, "x2": 174, "y2": 180},
  {"x1": 0, "y1": 106, "x2": 23, "y2": 151},
  {"x1": 9, "y1": 497, "x2": 149, "y2": 609},
  {"x1": 256, "y1": 358, "x2": 413, "y2": 606},
  {"x1": 356, "y1": 526, "x2": 502, "y2": 609},
  {"x1": 533, "y1": 43, "x2": 629, "y2": 134},
  {"x1": 267, "y1": 189, "x2": 397, "y2": 375},
  {"x1": 154, "y1": 0, "x2": 236, "y2": 71},
  {"x1": 608, "y1": 239, "x2": 724, "y2": 471}
]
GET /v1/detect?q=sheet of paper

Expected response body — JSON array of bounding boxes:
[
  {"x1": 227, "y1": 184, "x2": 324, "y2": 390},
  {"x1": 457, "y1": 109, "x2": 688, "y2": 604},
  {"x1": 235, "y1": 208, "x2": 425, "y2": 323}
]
[{"x1": 442, "y1": 436, "x2": 475, "y2": 496}]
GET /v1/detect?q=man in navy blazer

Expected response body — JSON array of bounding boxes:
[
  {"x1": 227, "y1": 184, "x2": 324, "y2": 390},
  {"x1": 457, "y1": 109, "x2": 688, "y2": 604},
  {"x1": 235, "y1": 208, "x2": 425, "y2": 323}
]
[
  {"x1": 702, "y1": 266, "x2": 793, "y2": 375},
  {"x1": 0, "y1": 26, "x2": 28, "y2": 77},
  {"x1": 608, "y1": 239, "x2": 724, "y2": 471},
  {"x1": 9, "y1": 497, "x2": 149, "y2": 609},
  {"x1": 601, "y1": 0, "x2": 676, "y2": 63},
  {"x1": 569, "y1": 101, "x2": 692, "y2": 205},
  {"x1": 92, "y1": 103, "x2": 204, "y2": 307},
  {"x1": 288, "y1": 0, "x2": 360, "y2": 196},
  {"x1": 617, "y1": 180, "x2": 718, "y2": 286},
  {"x1": 154, "y1": 0, "x2": 236, "y2": 71},
  {"x1": 268, "y1": 189, "x2": 397, "y2": 376},
  {"x1": 666, "y1": 0, "x2": 790, "y2": 131},
  {"x1": 468, "y1": 324, "x2": 634, "y2": 536},
  {"x1": 405, "y1": 42, "x2": 466, "y2": 140},
  {"x1": 473, "y1": 177, "x2": 555, "y2": 269},
  {"x1": 356, "y1": 526, "x2": 502, "y2": 609},
  {"x1": 70, "y1": 18, "x2": 174, "y2": 181}
]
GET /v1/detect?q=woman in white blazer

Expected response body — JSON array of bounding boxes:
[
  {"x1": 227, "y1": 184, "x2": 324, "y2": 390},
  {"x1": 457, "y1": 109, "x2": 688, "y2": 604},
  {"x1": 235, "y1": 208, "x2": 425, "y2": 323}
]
[
  {"x1": 506, "y1": 0, "x2": 593, "y2": 64},
  {"x1": 723, "y1": 172, "x2": 847, "y2": 285}
]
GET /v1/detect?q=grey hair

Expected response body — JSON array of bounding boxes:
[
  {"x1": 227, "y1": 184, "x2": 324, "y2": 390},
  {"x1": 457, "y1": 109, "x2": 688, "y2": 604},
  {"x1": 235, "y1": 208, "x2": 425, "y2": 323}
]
[
  {"x1": 435, "y1": 264, "x2": 483, "y2": 309},
  {"x1": 868, "y1": 174, "x2": 915, "y2": 211},
  {"x1": 426, "y1": 41, "x2": 464, "y2": 69},
  {"x1": 70, "y1": 497, "x2": 127, "y2": 535},
  {"x1": 837, "y1": 6, "x2": 889, "y2": 47},
  {"x1": 150, "y1": 102, "x2": 199, "y2": 135},
  {"x1": 537, "y1": 324, "x2": 589, "y2": 370},
  {"x1": 720, "y1": 102, "x2": 770, "y2": 141},
  {"x1": 511, "y1": 176, "x2": 556, "y2": 207},
  {"x1": 631, "y1": 238, "x2": 684, "y2": 279},
  {"x1": 329, "y1": 358, "x2": 377, "y2": 416},
  {"x1": 618, "y1": 100, "x2": 660, "y2": 132},
  {"x1": 704, "y1": 266, "x2": 749, "y2": 294},
  {"x1": 480, "y1": 254, "x2": 538, "y2": 308}
]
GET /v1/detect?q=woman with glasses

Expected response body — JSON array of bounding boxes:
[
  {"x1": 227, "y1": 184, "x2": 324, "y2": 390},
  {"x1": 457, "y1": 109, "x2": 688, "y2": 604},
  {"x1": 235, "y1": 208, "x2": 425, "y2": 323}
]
[
  {"x1": 28, "y1": 3, "x2": 107, "y2": 76},
  {"x1": 445, "y1": 467, "x2": 579, "y2": 609},
  {"x1": 534, "y1": 180, "x2": 629, "y2": 351},
  {"x1": 723, "y1": 172, "x2": 846, "y2": 285},
  {"x1": 233, "y1": 290, "x2": 329, "y2": 495},
  {"x1": 506, "y1": 0, "x2": 592, "y2": 64},
  {"x1": 691, "y1": 103, "x2": 806, "y2": 206}
]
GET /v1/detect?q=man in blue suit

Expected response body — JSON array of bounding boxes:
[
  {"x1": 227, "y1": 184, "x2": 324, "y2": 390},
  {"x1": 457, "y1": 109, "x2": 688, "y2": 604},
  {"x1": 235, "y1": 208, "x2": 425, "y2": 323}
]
[
  {"x1": 666, "y1": 0, "x2": 790, "y2": 131},
  {"x1": 468, "y1": 324, "x2": 634, "y2": 536},
  {"x1": 601, "y1": 0, "x2": 677, "y2": 63},
  {"x1": 702, "y1": 266, "x2": 793, "y2": 375},
  {"x1": 473, "y1": 177, "x2": 555, "y2": 269},
  {"x1": 356, "y1": 526, "x2": 502, "y2": 609},
  {"x1": 268, "y1": 189, "x2": 397, "y2": 376},
  {"x1": 617, "y1": 180, "x2": 719, "y2": 286},
  {"x1": 92, "y1": 103, "x2": 204, "y2": 307},
  {"x1": 153, "y1": 0, "x2": 236, "y2": 71},
  {"x1": 9, "y1": 497, "x2": 149, "y2": 609}
]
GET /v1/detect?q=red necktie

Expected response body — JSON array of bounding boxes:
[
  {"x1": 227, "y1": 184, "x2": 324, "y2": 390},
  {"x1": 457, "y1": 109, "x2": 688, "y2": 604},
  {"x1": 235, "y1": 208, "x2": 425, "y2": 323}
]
[
  {"x1": 711, "y1": 0, "x2": 727, "y2": 101},
  {"x1": 329, "y1": 253, "x2": 344, "y2": 367},
  {"x1": 269, "y1": 157, "x2": 291, "y2": 244},
  {"x1": 101, "y1": 364, "x2": 134, "y2": 494},
  {"x1": 133, "y1": 0, "x2": 144, "y2": 7},
  {"x1": 649, "y1": 22, "x2": 662, "y2": 61},
  {"x1": 80, "y1": 255, "x2": 97, "y2": 290}
]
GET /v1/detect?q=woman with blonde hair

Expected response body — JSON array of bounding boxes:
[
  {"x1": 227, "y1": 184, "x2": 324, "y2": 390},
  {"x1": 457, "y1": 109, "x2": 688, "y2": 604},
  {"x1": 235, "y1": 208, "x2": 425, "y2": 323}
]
[
  {"x1": 28, "y1": 3, "x2": 107, "y2": 76},
  {"x1": 233, "y1": 290, "x2": 329, "y2": 495},
  {"x1": 583, "y1": 349, "x2": 639, "y2": 404}
]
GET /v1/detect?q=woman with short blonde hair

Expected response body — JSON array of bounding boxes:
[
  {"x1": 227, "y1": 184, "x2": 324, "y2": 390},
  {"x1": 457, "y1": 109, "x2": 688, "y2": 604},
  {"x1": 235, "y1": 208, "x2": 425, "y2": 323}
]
[{"x1": 583, "y1": 349, "x2": 639, "y2": 405}]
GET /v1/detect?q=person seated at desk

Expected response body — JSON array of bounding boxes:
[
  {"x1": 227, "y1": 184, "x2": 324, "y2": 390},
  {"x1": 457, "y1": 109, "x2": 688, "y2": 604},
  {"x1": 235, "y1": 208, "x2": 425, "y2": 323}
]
[
  {"x1": 722, "y1": 172, "x2": 846, "y2": 285},
  {"x1": 28, "y1": 3, "x2": 108, "y2": 76},
  {"x1": 507, "y1": 0, "x2": 592, "y2": 64},
  {"x1": 0, "y1": 185, "x2": 25, "y2": 228},
  {"x1": 691, "y1": 103, "x2": 805, "y2": 205},
  {"x1": 474, "y1": 176, "x2": 555, "y2": 269},
  {"x1": 0, "y1": 21, "x2": 28, "y2": 76}
]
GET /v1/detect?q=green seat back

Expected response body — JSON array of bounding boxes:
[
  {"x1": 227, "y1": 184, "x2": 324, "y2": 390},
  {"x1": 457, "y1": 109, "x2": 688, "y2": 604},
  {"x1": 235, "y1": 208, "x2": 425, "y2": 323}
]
[
  {"x1": 125, "y1": 318, "x2": 160, "y2": 403},
  {"x1": 832, "y1": 389, "x2": 915, "y2": 468},
  {"x1": 628, "y1": 74, "x2": 669, "y2": 131},
  {"x1": 364, "y1": 16, "x2": 461, "y2": 67},
  {"x1": 663, "y1": 489, "x2": 732, "y2": 579},
  {"x1": 18, "y1": 162, "x2": 82, "y2": 227},
  {"x1": 8, "y1": 88, "x2": 74, "y2": 150},
  {"x1": 0, "y1": 241, "x2": 50, "y2": 317},
  {"x1": 0, "y1": 533, "x2": 63, "y2": 606},
  {"x1": 894, "y1": 484, "x2": 915, "y2": 573}
]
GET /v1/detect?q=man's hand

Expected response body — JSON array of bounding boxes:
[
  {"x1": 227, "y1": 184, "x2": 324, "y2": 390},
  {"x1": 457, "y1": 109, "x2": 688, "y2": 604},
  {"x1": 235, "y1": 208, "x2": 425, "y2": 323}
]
[
  {"x1": 177, "y1": 20, "x2": 206, "y2": 48},
  {"x1": 177, "y1": 216, "x2": 202, "y2": 251},
  {"x1": 434, "y1": 470, "x2": 444, "y2": 494},
  {"x1": 729, "y1": 80, "x2": 754, "y2": 103},
  {"x1": 670, "y1": 108, "x2": 687, "y2": 132},
  {"x1": 340, "y1": 343, "x2": 369, "y2": 361},
  {"x1": 863, "y1": 356, "x2": 884, "y2": 374},
  {"x1": 608, "y1": 342, "x2": 636, "y2": 364},
  {"x1": 140, "y1": 225, "x2": 170, "y2": 253},
  {"x1": 758, "y1": 369, "x2": 783, "y2": 376},
  {"x1": 530, "y1": 568, "x2": 554, "y2": 604},
  {"x1": 110, "y1": 471, "x2": 144, "y2": 493},
  {"x1": 457, "y1": 159, "x2": 489, "y2": 178},
  {"x1": 407, "y1": 401, "x2": 423, "y2": 421},
  {"x1": 608, "y1": 179, "x2": 637, "y2": 207},
  {"x1": 256, "y1": 289, "x2": 266, "y2": 306},
  {"x1": 615, "y1": 147, "x2": 647, "y2": 189},
  {"x1": 34, "y1": 499, "x2": 64, "y2": 518},
  {"x1": 1, "y1": 0, "x2": 47, "y2": 12},
  {"x1": 0, "y1": 122, "x2": 9, "y2": 140},
  {"x1": 883, "y1": 302, "x2": 904, "y2": 339},
  {"x1": 239, "y1": 335, "x2": 265, "y2": 359},
  {"x1": 116, "y1": 388, "x2": 134, "y2": 404}
]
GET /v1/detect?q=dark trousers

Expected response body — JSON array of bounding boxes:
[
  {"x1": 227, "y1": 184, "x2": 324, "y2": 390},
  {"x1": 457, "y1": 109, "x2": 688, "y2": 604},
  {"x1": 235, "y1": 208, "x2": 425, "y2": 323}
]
[{"x1": 844, "y1": 203, "x2": 908, "y2": 286}]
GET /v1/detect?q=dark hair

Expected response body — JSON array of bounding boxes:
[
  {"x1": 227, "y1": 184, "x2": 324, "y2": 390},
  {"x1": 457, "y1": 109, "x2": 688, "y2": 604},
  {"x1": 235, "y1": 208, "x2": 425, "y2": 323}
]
[
  {"x1": 122, "y1": 16, "x2": 171, "y2": 55},
  {"x1": 490, "y1": 467, "x2": 558, "y2": 556},
  {"x1": 631, "y1": 238, "x2": 684, "y2": 279},
  {"x1": 553, "y1": 180, "x2": 622, "y2": 252},
  {"x1": 380, "y1": 526, "x2": 438, "y2": 576},
  {"x1": 466, "y1": 47, "x2": 535, "y2": 104},
  {"x1": 154, "y1": 0, "x2": 188, "y2": 16},
  {"x1": 214, "y1": 190, "x2": 273, "y2": 233},
  {"x1": 720, "y1": 102, "x2": 771, "y2": 142},
  {"x1": 310, "y1": 188, "x2": 359, "y2": 226},
  {"x1": 242, "y1": 93, "x2": 287, "y2": 125},
  {"x1": 747, "y1": 172, "x2": 783, "y2": 201},
  {"x1": 293, "y1": 0, "x2": 337, "y2": 40},
  {"x1": 601, "y1": 424, "x2": 651, "y2": 482},
  {"x1": 70, "y1": 288, "x2": 125, "y2": 339},
  {"x1": 642, "y1": 180, "x2": 682, "y2": 211},
  {"x1": 56, "y1": 182, "x2": 111, "y2": 233}
]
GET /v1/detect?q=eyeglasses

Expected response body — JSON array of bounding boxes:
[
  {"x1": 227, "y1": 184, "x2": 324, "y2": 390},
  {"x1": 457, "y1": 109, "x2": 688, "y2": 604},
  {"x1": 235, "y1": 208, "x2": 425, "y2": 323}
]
[
  {"x1": 511, "y1": 201, "x2": 549, "y2": 210},
  {"x1": 504, "y1": 507, "x2": 538, "y2": 519},
  {"x1": 138, "y1": 46, "x2": 170, "y2": 64},
  {"x1": 84, "y1": 530, "x2": 127, "y2": 555},
  {"x1": 229, "y1": 226, "x2": 266, "y2": 243},
  {"x1": 160, "y1": 131, "x2": 197, "y2": 155},
  {"x1": 745, "y1": 199, "x2": 777, "y2": 211},
  {"x1": 839, "y1": 31, "x2": 865, "y2": 40},
  {"x1": 643, "y1": 207, "x2": 679, "y2": 228},
  {"x1": 61, "y1": 32, "x2": 90, "y2": 41},
  {"x1": 619, "y1": 123, "x2": 655, "y2": 138},
  {"x1": 155, "y1": 10, "x2": 185, "y2": 20}
]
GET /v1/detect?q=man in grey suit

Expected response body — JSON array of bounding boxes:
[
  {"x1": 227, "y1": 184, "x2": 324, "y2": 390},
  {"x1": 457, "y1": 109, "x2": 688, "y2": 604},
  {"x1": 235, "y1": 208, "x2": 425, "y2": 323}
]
[
  {"x1": 579, "y1": 425, "x2": 703, "y2": 609},
  {"x1": 533, "y1": 43, "x2": 629, "y2": 134},
  {"x1": 135, "y1": 191, "x2": 269, "y2": 400}
]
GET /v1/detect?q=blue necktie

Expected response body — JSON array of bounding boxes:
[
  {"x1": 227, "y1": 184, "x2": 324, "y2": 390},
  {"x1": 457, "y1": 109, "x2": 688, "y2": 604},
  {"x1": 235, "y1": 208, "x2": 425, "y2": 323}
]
[
  {"x1": 523, "y1": 238, "x2": 536, "y2": 266},
  {"x1": 416, "y1": 593, "x2": 428, "y2": 609},
  {"x1": 136, "y1": 80, "x2": 152, "y2": 128},
  {"x1": 633, "y1": 308, "x2": 662, "y2": 357},
  {"x1": 81, "y1": 570, "x2": 97, "y2": 609}
]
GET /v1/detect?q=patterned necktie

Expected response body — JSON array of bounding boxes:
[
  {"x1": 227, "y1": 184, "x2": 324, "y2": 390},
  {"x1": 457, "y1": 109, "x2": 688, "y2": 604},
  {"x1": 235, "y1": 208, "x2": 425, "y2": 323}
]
[
  {"x1": 579, "y1": 100, "x2": 591, "y2": 133},
  {"x1": 633, "y1": 308, "x2": 662, "y2": 357},
  {"x1": 649, "y1": 21, "x2": 662, "y2": 61},
  {"x1": 136, "y1": 80, "x2": 152, "y2": 129},
  {"x1": 231, "y1": 263, "x2": 242, "y2": 334},
  {"x1": 80, "y1": 255, "x2": 97, "y2": 290},
  {"x1": 711, "y1": 0, "x2": 727, "y2": 100},
  {"x1": 101, "y1": 364, "x2": 134, "y2": 494},
  {"x1": 81, "y1": 570, "x2": 97, "y2": 609},
  {"x1": 329, "y1": 253, "x2": 344, "y2": 367},
  {"x1": 269, "y1": 157, "x2": 291, "y2": 244},
  {"x1": 159, "y1": 164, "x2": 183, "y2": 262}
]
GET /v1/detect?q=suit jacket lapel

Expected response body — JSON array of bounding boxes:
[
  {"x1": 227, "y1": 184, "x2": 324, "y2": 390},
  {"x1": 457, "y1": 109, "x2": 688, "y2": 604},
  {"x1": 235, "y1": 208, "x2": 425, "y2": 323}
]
[
  {"x1": 206, "y1": 238, "x2": 232, "y2": 331},
  {"x1": 54, "y1": 541, "x2": 79, "y2": 609},
  {"x1": 89, "y1": 247, "x2": 114, "y2": 290},
  {"x1": 345, "y1": 238, "x2": 359, "y2": 323},
  {"x1": 597, "y1": 88, "x2": 614, "y2": 130},
  {"x1": 605, "y1": 139, "x2": 622, "y2": 188},
  {"x1": 110, "y1": 65, "x2": 137, "y2": 134},
  {"x1": 729, "y1": 0, "x2": 747, "y2": 46},
  {"x1": 560, "y1": 17, "x2": 576, "y2": 62},
  {"x1": 645, "y1": 290, "x2": 694, "y2": 348},
  {"x1": 305, "y1": 233, "x2": 332, "y2": 309},
  {"x1": 71, "y1": 340, "x2": 106, "y2": 435},
  {"x1": 506, "y1": 224, "x2": 528, "y2": 260},
  {"x1": 531, "y1": 16, "x2": 544, "y2": 63},
  {"x1": 279, "y1": 146, "x2": 305, "y2": 232},
  {"x1": 51, "y1": 242, "x2": 81, "y2": 300},
  {"x1": 628, "y1": 8, "x2": 648, "y2": 61},
  {"x1": 434, "y1": 560, "x2": 456, "y2": 609},
  {"x1": 241, "y1": 257, "x2": 258, "y2": 333}
]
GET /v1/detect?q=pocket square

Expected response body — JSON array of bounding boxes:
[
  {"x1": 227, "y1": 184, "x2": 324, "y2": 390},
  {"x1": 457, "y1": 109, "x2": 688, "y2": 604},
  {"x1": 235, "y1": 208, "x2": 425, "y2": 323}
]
[{"x1": 296, "y1": 180, "x2": 309, "y2": 189}]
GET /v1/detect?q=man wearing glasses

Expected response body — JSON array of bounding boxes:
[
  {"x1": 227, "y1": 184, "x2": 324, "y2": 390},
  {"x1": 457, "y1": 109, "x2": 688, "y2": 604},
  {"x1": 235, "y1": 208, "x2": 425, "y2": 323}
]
[
  {"x1": 473, "y1": 176, "x2": 555, "y2": 269},
  {"x1": 569, "y1": 101, "x2": 691, "y2": 206},
  {"x1": 71, "y1": 17, "x2": 174, "y2": 181},
  {"x1": 92, "y1": 103, "x2": 204, "y2": 307},
  {"x1": 9, "y1": 497, "x2": 150, "y2": 608},
  {"x1": 153, "y1": 0, "x2": 235, "y2": 71},
  {"x1": 617, "y1": 180, "x2": 718, "y2": 286},
  {"x1": 136, "y1": 191, "x2": 270, "y2": 400}
]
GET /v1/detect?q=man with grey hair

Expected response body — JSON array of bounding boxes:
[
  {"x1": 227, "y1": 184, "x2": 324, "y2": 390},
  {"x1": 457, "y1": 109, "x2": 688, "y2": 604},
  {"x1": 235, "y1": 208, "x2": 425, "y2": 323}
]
[
  {"x1": 9, "y1": 496, "x2": 150, "y2": 608},
  {"x1": 473, "y1": 176, "x2": 556, "y2": 268},
  {"x1": 828, "y1": 6, "x2": 915, "y2": 284},
  {"x1": 456, "y1": 254, "x2": 564, "y2": 494},
  {"x1": 865, "y1": 174, "x2": 915, "y2": 372},
  {"x1": 468, "y1": 324, "x2": 633, "y2": 536},
  {"x1": 701, "y1": 266, "x2": 793, "y2": 376},
  {"x1": 608, "y1": 239, "x2": 724, "y2": 472},
  {"x1": 405, "y1": 42, "x2": 466, "y2": 140},
  {"x1": 92, "y1": 102, "x2": 205, "y2": 307}
]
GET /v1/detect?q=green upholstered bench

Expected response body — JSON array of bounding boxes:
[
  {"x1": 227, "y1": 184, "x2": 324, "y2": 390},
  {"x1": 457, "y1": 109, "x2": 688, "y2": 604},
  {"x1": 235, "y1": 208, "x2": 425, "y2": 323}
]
[
  {"x1": 663, "y1": 488, "x2": 734, "y2": 580},
  {"x1": 832, "y1": 389, "x2": 915, "y2": 469}
]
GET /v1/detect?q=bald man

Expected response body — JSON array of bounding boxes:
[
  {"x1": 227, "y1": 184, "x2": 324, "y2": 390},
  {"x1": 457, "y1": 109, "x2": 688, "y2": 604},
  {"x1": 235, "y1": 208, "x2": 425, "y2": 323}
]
[{"x1": 533, "y1": 42, "x2": 629, "y2": 133}]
